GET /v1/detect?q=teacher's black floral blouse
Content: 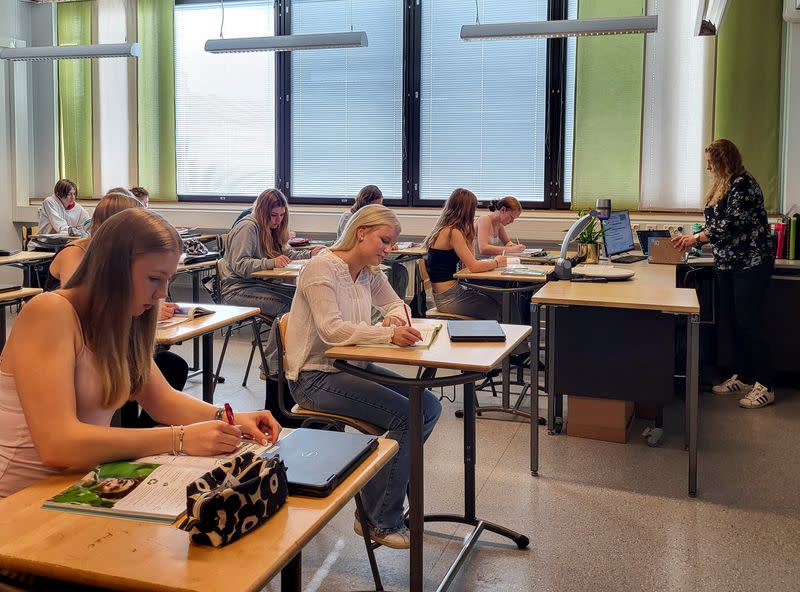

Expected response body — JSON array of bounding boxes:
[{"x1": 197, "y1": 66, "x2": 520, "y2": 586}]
[{"x1": 703, "y1": 173, "x2": 774, "y2": 271}]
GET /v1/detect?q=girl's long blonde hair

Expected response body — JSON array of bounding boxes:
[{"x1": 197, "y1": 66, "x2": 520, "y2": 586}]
[
  {"x1": 705, "y1": 139, "x2": 746, "y2": 208},
  {"x1": 253, "y1": 188, "x2": 289, "y2": 258},
  {"x1": 64, "y1": 209, "x2": 182, "y2": 409},
  {"x1": 332, "y1": 204, "x2": 401, "y2": 275},
  {"x1": 424, "y1": 188, "x2": 478, "y2": 247}
]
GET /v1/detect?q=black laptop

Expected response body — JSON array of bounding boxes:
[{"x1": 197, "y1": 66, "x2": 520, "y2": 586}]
[
  {"x1": 264, "y1": 429, "x2": 379, "y2": 498},
  {"x1": 447, "y1": 320, "x2": 506, "y2": 342}
]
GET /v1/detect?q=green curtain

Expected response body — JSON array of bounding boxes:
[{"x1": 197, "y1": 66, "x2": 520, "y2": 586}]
[
  {"x1": 571, "y1": 0, "x2": 645, "y2": 211},
  {"x1": 57, "y1": 1, "x2": 93, "y2": 198},
  {"x1": 714, "y1": 0, "x2": 783, "y2": 213},
  {"x1": 137, "y1": 0, "x2": 177, "y2": 202}
]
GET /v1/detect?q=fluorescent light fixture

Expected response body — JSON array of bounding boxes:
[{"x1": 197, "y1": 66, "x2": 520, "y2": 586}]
[
  {"x1": 460, "y1": 15, "x2": 658, "y2": 41},
  {"x1": 204, "y1": 32, "x2": 367, "y2": 54},
  {"x1": 694, "y1": 0, "x2": 731, "y2": 35},
  {"x1": 0, "y1": 42, "x2": 141, "y2": 61}
]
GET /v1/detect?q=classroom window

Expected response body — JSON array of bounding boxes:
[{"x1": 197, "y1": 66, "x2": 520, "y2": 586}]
[
  {"x1": 174, "y1": 1, "x2": 275, "y2": 198},
  {"x1": 419, "y1": 1, "x2": 549, "y2": 204},
  {"x1": 288, "y1": 0, "x2": 404, "y2": 202}
]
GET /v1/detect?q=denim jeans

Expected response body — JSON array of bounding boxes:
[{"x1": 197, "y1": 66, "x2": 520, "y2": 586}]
[
  {"x1": 289, "y1": 365, "x2": 442, "y2": 531},
  {"x1": 222, "y1": 285, "x2": 294, "y2": 319},
  {"x1": 432, "y1": 282, "x2": 501, "y2": 320}
]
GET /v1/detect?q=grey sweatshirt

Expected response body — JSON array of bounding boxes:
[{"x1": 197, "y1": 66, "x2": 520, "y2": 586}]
[{"x1": 219, "y1": 215, "x2": 311, "y2": 296}]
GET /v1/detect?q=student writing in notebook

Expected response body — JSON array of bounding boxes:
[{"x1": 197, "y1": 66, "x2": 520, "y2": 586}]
[
  {"x1": 0, "y1": 209, "x2": 281, "y2": 500},
  {"x1": 474, "y1": 195, "x2": 526, "y2": 257},
  {"x1": 285, "y1": 205, "x2": 442, "y2": 549},
  {"x1": 219, "y1": 188, "x2": 323, "y2": 318},
  {"x1": 424, "y1": 188, "x2": 504, "y2": 320}
]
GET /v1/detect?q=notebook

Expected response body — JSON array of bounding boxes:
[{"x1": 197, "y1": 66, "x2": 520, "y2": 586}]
[
  {"x1": 447, "y1": 320, "x2": 506, "y2": 342},
  {"x1": 358, "y1": 322, "x2": 442, "y2": 349},
  {"x1": 648, "y1": 238, "x2": 686, "y2": 265},
  {"x1": 264, "y1": 429, "x2": 379, "y2": 497},
  {"x1": 0, "y1": 248, "x2": 21, "y2": 257}
]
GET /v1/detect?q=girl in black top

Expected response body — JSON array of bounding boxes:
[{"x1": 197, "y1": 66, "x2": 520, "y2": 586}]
[{"x1": 673, "y1": 139, "x2": 775, "y2": 409}]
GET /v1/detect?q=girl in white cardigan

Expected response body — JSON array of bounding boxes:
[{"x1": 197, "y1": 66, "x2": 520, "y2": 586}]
[
  {"x1": 37, "y1": 178, "x2": 90, "y2": 236},
  {"x1": 285, "y1": 204, "x2": 442, "y2": 549}
]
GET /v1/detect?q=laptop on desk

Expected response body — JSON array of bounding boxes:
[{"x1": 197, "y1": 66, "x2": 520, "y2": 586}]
[
  {"x1": 447, "y1": 320, "x2": 506, "y2": 342},
  {"x1": 264, "y1": 429, "x2": 379, "y2": 498},
  {"x1": 602, "y1": 211, "x2": 647, "y2": 263}
]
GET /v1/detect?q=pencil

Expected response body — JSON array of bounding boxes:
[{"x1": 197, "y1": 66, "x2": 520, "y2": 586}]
[{"x1": 404, "y1": 304, "x2": 413, "y2": 327}]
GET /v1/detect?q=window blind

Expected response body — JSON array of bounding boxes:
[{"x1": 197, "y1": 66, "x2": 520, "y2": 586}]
[
  {"x1": 174, "y1": 1, "x2": 275, "y2": 197},
  {"x1": 290, "y1": 0, "x2": 403, "y2": 200},
  {"x1": 419, "y1": 1, "x2": 548, "y2": 203}
]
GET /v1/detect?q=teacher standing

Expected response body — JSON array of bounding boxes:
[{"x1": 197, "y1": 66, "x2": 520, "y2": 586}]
[{"x1": 673, "y1": 139, "x2": 775, "y2": 409}]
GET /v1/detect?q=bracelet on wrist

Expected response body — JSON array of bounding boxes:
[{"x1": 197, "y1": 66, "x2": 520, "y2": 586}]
[
  {"x1": 178, "y1": 425, "x2": 185, "y2": 455},
  {"x1": 169, "y1": 425, "x2": 177, "y2": 456}
]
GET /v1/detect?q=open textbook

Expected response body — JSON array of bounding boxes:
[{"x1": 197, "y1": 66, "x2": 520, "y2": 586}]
[
  {"x1": 357, "y1": 322, "x2": 442, "y2": 349},
  {"x1": 156, "y1": 306, "x2": 214, "y2": 329},
  {"x1": 43, "y1": 441, "x2": 272, "y2": 523}
]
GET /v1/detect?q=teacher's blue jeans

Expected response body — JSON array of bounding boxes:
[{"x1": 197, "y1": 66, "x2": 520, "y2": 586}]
[{"x1": 289, "y1": 365, "x2": 442, "y2": 532}]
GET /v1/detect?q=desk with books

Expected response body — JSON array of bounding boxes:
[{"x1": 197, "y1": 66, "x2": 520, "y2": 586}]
[
  {"x1": 0, "y1": 287, "x2": 42, "y2": 350},
  {"x1": 157, "y1": 303, "x2": 259, "y2": 404},
  {"x1": 326, "y1": 321, "x2": 533, "y2": 591},
  {"x1": 0, "y1": 439, "x2": 398, "y2": 592},
  {"x1": 530, "y1": 259, "x2": 701, "y2": 496}
]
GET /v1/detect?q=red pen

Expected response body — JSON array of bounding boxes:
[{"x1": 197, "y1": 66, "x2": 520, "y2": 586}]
[
  {"x1": 224, "y1": 402, "x2": 235, "y2": 425},
  {"x1": 404, "y1": 304, "x2": 412, "y2": 328}
]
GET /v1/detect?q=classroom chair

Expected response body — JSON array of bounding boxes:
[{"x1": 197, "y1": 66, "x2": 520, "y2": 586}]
[
  {"x1": 273, "y1": 313, "x2": 387, "y2": 591},
  {"x1": 20, "y1": 224, "x2": 37, "y2": 250},
  {"x1": 415, "y1": 258, "x2": 474, "y2": 321}
]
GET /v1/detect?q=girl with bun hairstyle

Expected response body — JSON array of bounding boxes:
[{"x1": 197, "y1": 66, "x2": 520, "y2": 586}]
[{"x1": 474, "y1": 196, "x2": 525, "y2": 257}]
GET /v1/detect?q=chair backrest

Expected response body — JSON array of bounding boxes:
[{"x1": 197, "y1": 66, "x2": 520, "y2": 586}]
[
  {"x1": 416, "y1": 258, "x2": 433, "y2": 301},
  {"x1": 201, "y1": 260, "x2": 224, "y2": 305},
  {"x1": 217, "y1": 233, "x2": 229, "y2": 256},
  {"x1": 21, "y1": 225, "x2": 38, "y2": 250},
  {"x1": 274, "y1": 314, "x2": 294, "y2": 417}
]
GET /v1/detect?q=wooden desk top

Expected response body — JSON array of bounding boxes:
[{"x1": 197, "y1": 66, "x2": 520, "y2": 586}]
[
  {"x1": 0, "y1": 251, "x2": 55, "y2": 266},
  {"x1": 391, "y1": 245, "x2": 427, "y2": 257},
  {"x1": 454, "y1": 265, "x2": 553, "y2": 284},
  {"x1": 156, "y1": 304, "x2": 259, "y2": 345},
  {"x1": 531, "y1": 261, "x2": 699, "y2": 314},
  {"x1": 0, "y1": 287, "x2": 42, "y2": 303},
  {"x1": 326, "y1": 319, "x2": 532, "y2": 372},
  {"x1": 252, "y1": 266, "x2": 303, "y2": 280},
  {"x1": 176, "y1": 259, "x2": 219, "y2": 274},
  {"x1": 0, "y1": 439, "x2": 398, "y2": 592}
]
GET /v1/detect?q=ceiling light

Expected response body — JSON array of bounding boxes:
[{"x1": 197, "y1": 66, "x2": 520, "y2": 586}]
[
  {"x1": 0, "y1": 42, "x2": 141, "y2": 61},
  {"x1": 460, "y1": 15, "x2": 658, "y2": 41},
  {"x1": 204, "y1": 32, "x2": 367, "y2": 54}
]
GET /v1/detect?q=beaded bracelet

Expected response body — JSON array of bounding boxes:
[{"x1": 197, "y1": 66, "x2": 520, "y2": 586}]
[
  {"x1": 169, "y1": 425, "x2": 177, "y2": 456},
  {"x1": 178, "y1": 425, "x2": 185, "y2": 455}
]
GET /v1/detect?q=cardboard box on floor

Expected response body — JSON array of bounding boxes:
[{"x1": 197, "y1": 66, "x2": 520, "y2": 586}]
[{"x1": 566, "y1": 395, "x2": 634, "y2": 444}]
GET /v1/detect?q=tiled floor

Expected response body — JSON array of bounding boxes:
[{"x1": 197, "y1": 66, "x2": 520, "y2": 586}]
[
  {"x1": 165, "y1": 329, "x2": 800, "y2": 592},
  {"x1": 4, "y1": 301, "x2": 799, "y2": 591}
]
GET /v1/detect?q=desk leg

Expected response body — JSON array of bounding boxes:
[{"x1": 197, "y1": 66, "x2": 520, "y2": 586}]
[
  {"x1": 281, "y1": 551, "x2": 302, "y2": 592},
  {"x1": 501, "y1": 293, "x2": 511, "y2": 410},
  {"x1": 409, "y1": 382, "x2": 424, "y2": 592},
  {"x1": 0, "y1": 302, "x2": 8, "y2": 351},
  {"x1": 687, "y1": 314, "x2": 700, "y2": 497},
  {"x1": 530, "y1": 303, "x2": 540, "y2": 476},
  {"x1": 191, "y1": 273, "x2": 201, "y2": 371},
  {"x1": 202, "y1": 332, "x2": 214, "y2": 404}
]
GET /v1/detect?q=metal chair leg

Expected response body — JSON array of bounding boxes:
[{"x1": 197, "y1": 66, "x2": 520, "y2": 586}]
[
  {"x1": 212, "y1": 326, "x2": 234, "y2": 394},
  {"x1": 354, "y1": 493, "x2": 384, "y2": 592}
]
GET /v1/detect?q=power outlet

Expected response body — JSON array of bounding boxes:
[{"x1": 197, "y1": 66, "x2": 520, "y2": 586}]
[{"x1": 646, "y1": 225, "x2": 656, "y2": 231}]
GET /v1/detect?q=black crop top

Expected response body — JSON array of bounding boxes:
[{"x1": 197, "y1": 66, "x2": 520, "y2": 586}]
[{"x1": 426, "y1": 248, "x2": 461, "y2": 283}]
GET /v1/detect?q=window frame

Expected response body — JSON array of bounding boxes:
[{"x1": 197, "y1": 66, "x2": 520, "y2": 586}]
[{"x1": 175, "y1": 0, "x2": 571, "y2": 210}]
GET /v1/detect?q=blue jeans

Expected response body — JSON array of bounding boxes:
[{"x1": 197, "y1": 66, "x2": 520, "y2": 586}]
[
  {"x1": 289, "y1": 365, "x2": 442, "y2": 531},
  {"x1": 222, "y1": 285, "x2": 294, "y2": 318}
]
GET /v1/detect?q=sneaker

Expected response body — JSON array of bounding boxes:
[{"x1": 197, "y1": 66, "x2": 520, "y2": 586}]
[
  {"x1": 738, "y1": 383, "x2": 775, "y2": 409},
  {"x1": 353, "y1": 518, "x2": 411, "y2": 549},
  {"x1": 711, "y1": 374, "x2": 753, "y2": 396}
]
